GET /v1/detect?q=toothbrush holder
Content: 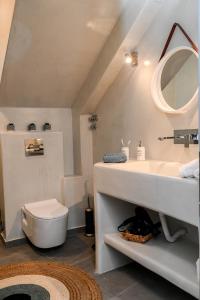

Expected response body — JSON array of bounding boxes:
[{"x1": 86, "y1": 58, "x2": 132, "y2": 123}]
[{"x1": 121, "y1": 147, "x2": 129, "y2": 161}]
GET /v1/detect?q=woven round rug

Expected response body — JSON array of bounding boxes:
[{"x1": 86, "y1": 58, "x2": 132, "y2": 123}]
[{"x1": 0, "y1": 261, "x2": 102, "y2": 300}]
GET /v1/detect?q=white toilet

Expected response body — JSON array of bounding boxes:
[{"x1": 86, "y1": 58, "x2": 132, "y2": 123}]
[{"x1": 22, "y1": 199, "x2": 68, "y2": 248}]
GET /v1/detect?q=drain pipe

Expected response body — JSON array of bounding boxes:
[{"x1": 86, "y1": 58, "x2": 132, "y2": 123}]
[{"x1": 159, "y1": 213, "x2": 186, "y2": 243}]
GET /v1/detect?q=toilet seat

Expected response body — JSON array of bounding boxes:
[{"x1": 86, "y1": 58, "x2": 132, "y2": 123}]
[
  {"x1": 24, "y1": 199, "x2": 68, "y2": 220},
  {"x1": 22, "y1": 199, "x2": 68, "y2": 248}
]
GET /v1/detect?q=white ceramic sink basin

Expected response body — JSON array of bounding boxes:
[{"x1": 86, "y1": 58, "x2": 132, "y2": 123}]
[
  {"x1": 98, "y1": 160, "x2": 182, "y2": 177},
  {"x1": 94, "y1": 160, "x2": 199, "y2": 226}
]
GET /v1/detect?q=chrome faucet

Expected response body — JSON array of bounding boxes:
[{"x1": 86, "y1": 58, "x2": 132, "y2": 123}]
[{"x1": 158, "y1": 129, "x2": 198, "y2": 148}]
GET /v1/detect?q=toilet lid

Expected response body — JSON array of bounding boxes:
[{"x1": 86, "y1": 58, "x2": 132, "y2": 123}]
[{"x1": 24, "y1": 199, "x2": 68, "y2": 220}]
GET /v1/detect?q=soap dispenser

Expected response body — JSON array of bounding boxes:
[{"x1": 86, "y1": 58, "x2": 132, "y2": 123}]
[{"x1": 137, "y1": 141, "x2": 145, "y2": 161}]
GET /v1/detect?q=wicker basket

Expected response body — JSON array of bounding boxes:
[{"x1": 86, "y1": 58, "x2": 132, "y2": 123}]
[{"x1": 121, "y1": 231, "x2": 153, "y2": 243}]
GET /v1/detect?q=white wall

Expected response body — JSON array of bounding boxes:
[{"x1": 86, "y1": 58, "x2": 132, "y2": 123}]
[
  {"x1": 80, "y1": 115, "x2": 94, "y2": 195},
  {"x1": 63, "y1": 176, "x2": 87, "y2": 229},
  {"x1": 63, "y1": 115, "x2": 94, "y2": 230},
  {"x1": 0, "y1": 107, "x2": 74, "y2": 175},
  {"x1": 0, "y1": 131, "x2": 64, "y2": 241},
  {"x1": 0, "y1": 109, "x2": 95, "y2": 231},
  {"x1": 0, "y1": 0, "x2": 15, "y2": 84},
  {"x1": 0, "y1": 109, "x2": 95, "y2": 233},
  {"x1": 94, "y1": 0, "x2": 198, "y2": 164}
]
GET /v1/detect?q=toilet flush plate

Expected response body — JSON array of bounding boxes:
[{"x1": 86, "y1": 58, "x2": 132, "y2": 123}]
[{"x1": 25, "y1": 138, "x2": 44, "y2": 156}]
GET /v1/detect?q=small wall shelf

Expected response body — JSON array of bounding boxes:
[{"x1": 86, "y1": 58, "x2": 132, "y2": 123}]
[{"x1": 104, "y1": 232, "x2": 198, "y2": 298}]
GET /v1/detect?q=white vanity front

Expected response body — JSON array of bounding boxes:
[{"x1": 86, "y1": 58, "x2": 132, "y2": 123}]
[{"x1": 94, "y1": 160, "x2": 199, "y2": 298}]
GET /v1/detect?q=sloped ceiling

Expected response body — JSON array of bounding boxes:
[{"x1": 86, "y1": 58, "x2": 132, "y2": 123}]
[{"x1": 0, "y1": 0, "x2": 128, "y2": 107}]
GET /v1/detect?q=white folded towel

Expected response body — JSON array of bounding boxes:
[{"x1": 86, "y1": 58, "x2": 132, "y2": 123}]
[
  {"x1": 179, "y1": 159, "x2": 199, "y2": 178},
  {"x1": 193, "y1": 168, "x2": 199, "y2": 179},
  {"x1": 197, "y1": 258, "x2": 199, "y2": 281}
]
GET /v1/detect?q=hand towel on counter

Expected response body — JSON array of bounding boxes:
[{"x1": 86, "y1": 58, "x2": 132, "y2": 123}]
[
  {"x1": 179, "y1": 159, "x2": 199, "y2": 178},
  {"x1": 197, "y1": 258, "x2": 199, "y2": 281},
  {"x1": 193, "y1": 168, "x2": 199, "y2": 179},
  {"x1": 103, "y1": 153, "x2": 127, "y2": 163}
]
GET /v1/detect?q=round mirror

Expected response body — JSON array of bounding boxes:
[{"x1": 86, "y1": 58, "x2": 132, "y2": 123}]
[{"x1": 151, "y1": 46, "x2": 198, "y2": 114}]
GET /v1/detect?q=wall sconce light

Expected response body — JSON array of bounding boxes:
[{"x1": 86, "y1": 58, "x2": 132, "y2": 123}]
[
  {"x1": 124, "y1": 51, "x2": 138, "y2": 66},
  {"x1": 143, "y1": 60, "x2": 151, "y2": 67}
]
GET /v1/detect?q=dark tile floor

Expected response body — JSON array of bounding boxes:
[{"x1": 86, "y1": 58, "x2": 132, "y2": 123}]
[{"x1": 0, "y1": 232, "x2": 196, "y2": 300}]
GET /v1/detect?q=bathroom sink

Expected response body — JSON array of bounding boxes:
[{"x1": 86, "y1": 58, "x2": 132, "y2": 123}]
[
  {"x1": 96, "y1": 160, "x2": 182, "y2": 177},
  {"x1": 94, "y1": 160, "x2": 199, "y2": 226}
]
